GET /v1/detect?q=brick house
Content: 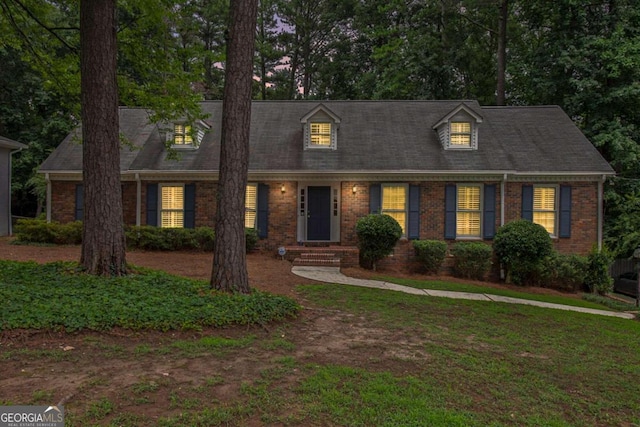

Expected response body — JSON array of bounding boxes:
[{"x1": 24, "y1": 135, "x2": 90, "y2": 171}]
[{"x1": 40, "y1": 101, "x2": 614, "y2": 267}]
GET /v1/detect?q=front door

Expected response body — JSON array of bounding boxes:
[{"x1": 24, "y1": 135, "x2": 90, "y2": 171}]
[{"x1": 307, "y1": 186, "x2": 331, "y2": 241}]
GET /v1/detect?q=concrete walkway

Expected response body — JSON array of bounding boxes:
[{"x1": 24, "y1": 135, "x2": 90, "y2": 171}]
[{"x1": 291, "y1": 266, "x2": 636, "y2": 320}]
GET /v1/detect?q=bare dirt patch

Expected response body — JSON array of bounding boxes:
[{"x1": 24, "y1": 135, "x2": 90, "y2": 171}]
[{"x1": 0, "y1": 237, "x2": 580, "y2": 424}]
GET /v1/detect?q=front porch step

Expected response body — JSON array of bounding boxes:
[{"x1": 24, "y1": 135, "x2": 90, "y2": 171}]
[
  {"x1": 279, "y1": 246, "x2": 359, "y2": 269},
  {"x1": 293, "y1": 252, "x2": 341, "y2": 267}
]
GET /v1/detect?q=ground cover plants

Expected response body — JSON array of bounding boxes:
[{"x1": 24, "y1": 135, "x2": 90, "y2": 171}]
[
  {"x1": 0, "y1": 260, "x2": 299, "y2": 331},
  {"x1": 1, "y1": 243, "x2": 639, "y2": 426}
]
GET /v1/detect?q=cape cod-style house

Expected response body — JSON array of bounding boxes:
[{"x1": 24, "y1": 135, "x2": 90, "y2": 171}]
[{"x1": 39, "y1": 101, "x2": 614, "y2": 268}]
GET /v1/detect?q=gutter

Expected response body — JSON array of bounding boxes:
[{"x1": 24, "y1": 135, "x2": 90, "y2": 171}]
[
  {"x1": 135, "y1": 173, "x2": 141, "y2": 226},
  {"x1": 7, "y1": 147, "x2": 24, "y2": 236},
  {"x1": 45, "y1": 173, "x2": 51, "y2": 223},
  {"x1": 598, "y1": 174, "x2": 606, "y2": 250}
]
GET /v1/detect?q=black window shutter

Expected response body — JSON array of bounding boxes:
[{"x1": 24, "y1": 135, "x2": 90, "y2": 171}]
[
  {"x1": 369, "y1": 184, "x2": 381, "y2": 214},
  {"x1": 483, "y1": 184, "x2": 496, "y2": 239},
  {"x1": 257, "y1": 183, "x2": 269, "y2": 238},
  {"x1": 408, "y1": 185, "x2": 420, "y2": 239},
  {"x1": 146, "y1": 183, "x2": 158, "y2": 226},
  {"x1": 521, "y1": 185, "x2": 533, "y2": 221},
  {"x1": 444, "y1": 184, "x2": 456, "y2": 239},
  {"x1": 75, "y1": 184, "x2": 84, "y2": 221},
  {"x1": 559, "y1": 185, "x2": 571, "y2": 238},
  {"x1": 184, "y1": 184, "x2": 196, "y2": 229}
]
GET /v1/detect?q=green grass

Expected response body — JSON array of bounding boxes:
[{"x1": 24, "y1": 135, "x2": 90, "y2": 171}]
[
  {"x1": 0, "y1": 260, "x2": 300, "y2": 331},
  {"x1": 3, "y1": 260, "x2": 640, "y2": 426},
  {"x1": 374, "y1": 276, "x2": 635, "y2": 311},
  {"x1": 296, "y1": 284, "x2": 640, "y2": 426}
]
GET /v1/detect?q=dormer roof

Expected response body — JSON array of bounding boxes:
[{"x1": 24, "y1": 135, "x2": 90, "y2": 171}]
[
  {"x1": 432, "y1": 102, "x2": 483, "y2": 129},
  {"x1": 300, "y1": 104, "x2": 342, "y2": 124}
]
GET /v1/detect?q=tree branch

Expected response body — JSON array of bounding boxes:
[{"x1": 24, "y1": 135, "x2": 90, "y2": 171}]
[{"x1": 8, "y1": 0, "x2": 79, "y2": 52}]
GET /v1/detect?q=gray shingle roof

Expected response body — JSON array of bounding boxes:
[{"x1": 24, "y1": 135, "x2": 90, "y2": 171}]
[
  {"x1": 0, "y1": 136, "x2": 27, "y2": 150},
  {"x1": 39, "y1": 100, "x2": 614, "y2": 176}
]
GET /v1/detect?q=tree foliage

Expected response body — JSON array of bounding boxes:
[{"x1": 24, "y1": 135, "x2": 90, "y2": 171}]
[{"x1": 3, "y1": 0, "x2": 640, "y2": 260}]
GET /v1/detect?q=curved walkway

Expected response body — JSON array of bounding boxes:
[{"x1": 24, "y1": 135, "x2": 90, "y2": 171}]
[{"x1": 291, "y1": 266, "x2": 636, "y2": 320}]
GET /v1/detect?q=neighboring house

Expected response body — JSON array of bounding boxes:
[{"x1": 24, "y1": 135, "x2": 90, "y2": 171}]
[
  {"x1": 40, "y1": 100, "x2": 614, "y2": 267},
  {"x1": 0, "y1": 136, "x2": 27, "y2": 236}
]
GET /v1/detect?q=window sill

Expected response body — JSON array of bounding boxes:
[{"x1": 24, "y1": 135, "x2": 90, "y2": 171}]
[
  {"x1": 306, "y1": 145, "x2": 335, "y2": 150},
  {"x1": 170, "y1": 144, "x2": 199, "y2": 150},
  {"x1": 446, "y1": 146, "x2": 474, "y2": 150}
]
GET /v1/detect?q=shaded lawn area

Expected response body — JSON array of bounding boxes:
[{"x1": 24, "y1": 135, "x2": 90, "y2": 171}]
[
  {"x1": 0, "y1": 260, "x2": 300, "y2": 331},
  {"x1": 1, "y1": 259, "x2": 639, "y2": 426}
]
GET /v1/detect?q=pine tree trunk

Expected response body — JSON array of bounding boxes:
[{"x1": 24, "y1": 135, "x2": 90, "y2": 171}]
[
  {"x1": 496, "y1": 0, "x2": 508, "y2": 106},
  {"x1": 211, "y1": 0, "x2": 259, "y2": 293},
  {"x1": 79, "y1": 0, "x2": 127, "y2": 276}
]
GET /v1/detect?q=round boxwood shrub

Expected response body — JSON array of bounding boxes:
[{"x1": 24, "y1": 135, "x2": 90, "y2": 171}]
[
  {"x1": 413, "y1": 240, "x2": 447, "y2": 274},
  {"x1": 451, "y1": 241, "x2": 492, "y2": 280},
  {"x1": 355, "y1": 214, "x2": 402, "y2": 270},
  {"x1": 493, "y1": 219, "x2": 553, "y2": 285}
]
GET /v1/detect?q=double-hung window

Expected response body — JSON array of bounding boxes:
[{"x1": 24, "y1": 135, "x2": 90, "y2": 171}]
[
  {"x1": 381, "y1": 184, "x2": 408, "y2": 235},
  {"x1": 533, "y1": 186, "x2": 557, "y2": 235},
  {"x1": 173, "y1": 124, "x2": 193, "y2": 145},
  {"x1": 310, "y1": 122, "x2": 332, "y2": 147},
  {"x1": 160, "y1": 185, "x2": 184, "y2": 228},
  {"x1": 450, "y1": 122, "x2": 471, "y2": 147},
  {"x1": 457, "y1": 184, "x2": 481, "y2": 237},
  {"x1": 245, "y1": 183, "x2": 258, "y2": 229}
]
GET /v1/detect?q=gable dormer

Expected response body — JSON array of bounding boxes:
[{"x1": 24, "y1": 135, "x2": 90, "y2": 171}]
[
  {"x1": 164, "y1": 119, "x2": 210, "y2": 150},
  {"x1": 300, "y1": 104, "x2": 341, "y2": 150},
  {"x1": 432, "y1": 103, "x2": 483, "y2": 150}
]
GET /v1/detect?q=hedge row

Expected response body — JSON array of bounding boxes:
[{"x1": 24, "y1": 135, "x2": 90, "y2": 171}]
[
  {"x1": 412, "y1": 220, "x2": 612, "y2": 294},
  {"x1": 13, "y1": 219, "x2": 259, "y2": 253}
]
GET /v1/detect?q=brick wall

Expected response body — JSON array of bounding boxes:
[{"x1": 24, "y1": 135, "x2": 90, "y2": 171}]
[
  {"x1": 121, "y1": 182, "x2": 137, "y2": 225},
  {"x1": 50, "y1": 181, "x2": 77, "y2": 223},
  {"x1": 264, "y1": 181, "x2": 298, "y2": 249},
  {"x1": 50, "y1": 178, "x2": 601, "y2": 259}
]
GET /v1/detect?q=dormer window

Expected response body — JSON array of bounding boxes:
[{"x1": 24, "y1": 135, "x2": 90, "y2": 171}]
[
  {"x1": 164, "y1": 120, "x2": 209, "y2": 150},
  {"x1": 433, "y1": 103, "x2": 483, "y2": 150},
  {"x1": 174, "y1": 124, "x2": 193, "y2": 145},
  {"x1": 311, "y1": 123, "x2": 332, "y2": 147},
  {"x1": 450, "y1": 122, "x2": 471, "y2": 147},
  {"x1": 301, "y1": 104, "x2": 341, "y2": 150}
]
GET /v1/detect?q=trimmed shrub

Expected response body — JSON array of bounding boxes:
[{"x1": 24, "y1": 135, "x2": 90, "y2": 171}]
[
  {"x1": 355, "y1": 214, "x2": 402, "y2": 270},
  {"x1": 544, "y1": 252, "x2": 589, "y2": 292},
  {"x1": 14, "y1": 219, "x2": 259, "y2": 253},
  {"x1": 14, "y1": 219, "x2": 82, "y2": 245},
  {"x1": 413, "y1": 240, "x2": 447, "y2": 274},
  {"x1": 493, "y1": 219, "x2": 553, "y2": 285},
  {"x1": 584, "y1": 246, "x2": 614, "y2": 295},
  {"x1": 451, "y1": 241, "x2": 492, "y2": 280}
]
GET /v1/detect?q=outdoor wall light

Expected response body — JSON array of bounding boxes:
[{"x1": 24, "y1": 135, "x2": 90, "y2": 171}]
[
  {"x1": 352, "y1": 184, "x2": 357, "y2": 194},
  {"x1": 281, "y1": 184, "x2": 286, "y2": 193}
]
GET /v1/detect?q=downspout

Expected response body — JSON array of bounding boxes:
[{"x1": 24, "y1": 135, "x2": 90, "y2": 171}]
[
  {"x1": 135, "y1": 173, "x2": 141, "y2": 226},
  {"x1": 598, "y1": 175, "x2": 605, "y2": 251},
  {"x1": 499, "y1": 173, "x2": 507, "y2": 281},
  {"x1": 8, "y1": 147, "x2": 24, "y2": 235},
  {"x1": 500, "y1": 173, "x2": 507, "y2": 227},
  {"x1": 45, "y1": 173, "x2": 51, "y2": 223}
]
